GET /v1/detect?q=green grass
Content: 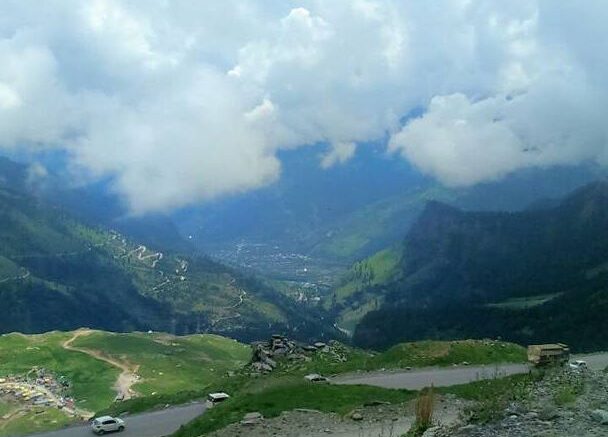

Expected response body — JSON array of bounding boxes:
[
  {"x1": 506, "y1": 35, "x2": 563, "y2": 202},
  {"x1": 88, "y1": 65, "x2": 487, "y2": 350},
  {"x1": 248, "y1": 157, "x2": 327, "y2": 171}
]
[
  {"x1": 326, "y1": 247, "x2": 401, "y2": 331},
  {"x1": 442, "y1": 373, "x2": 537, "y2": 423},
  {"x1": 374, "y1": 340, "x2": 527, "y2": 368},
  {"x1": 71, "y1": 331, "x2": 251, "y2": 397},
  {"x1": 0, "y1": 400, "x2": 14, "y2": 417},
  {"x1": 292, "y1": 340, "x2": 527, "y2": 377},
  {"x1": 0, "y1": 330, "x2": 251, "y2": 436},
  {"x1": 172, "y1": 376, "x2": 414, "y2": 437},
  {"x1": 0, "y1": 332, "x2": 118, "y2": 411},
  {"x1": 0, "y1": 408, "x2": 73, "y2": 437},
  {"x1": 170, "y1": 340, "x2": 528, "y2": 437},
  {"x1": 315, "y1": 185, "x2": 454, "y2": 261},
  {"x1": 331, "y1": 248, "x2": 401, "y2": 306},
  {"x1": 486, "y1": 293, "x2": 563, "y2": 310},
  {"x1": 553, "y1": 379, "x2": 584, "y2": 406}
]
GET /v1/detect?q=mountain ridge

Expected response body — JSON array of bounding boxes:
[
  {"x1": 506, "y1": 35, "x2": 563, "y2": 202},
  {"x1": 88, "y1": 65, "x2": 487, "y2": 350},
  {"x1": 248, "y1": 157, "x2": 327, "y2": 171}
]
[
  {"x1": 353, "y1": 180, "x2": 608, "y2": 351},
  {"x1": 0, "y1": 170, "x2": 335, "y2": 342}
]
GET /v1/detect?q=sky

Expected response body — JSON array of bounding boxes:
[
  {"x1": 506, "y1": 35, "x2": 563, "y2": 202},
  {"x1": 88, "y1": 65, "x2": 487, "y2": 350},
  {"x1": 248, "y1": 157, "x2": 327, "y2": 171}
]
[{"x1": 0, "y1": 0, "x2": 607, "y2": 213}]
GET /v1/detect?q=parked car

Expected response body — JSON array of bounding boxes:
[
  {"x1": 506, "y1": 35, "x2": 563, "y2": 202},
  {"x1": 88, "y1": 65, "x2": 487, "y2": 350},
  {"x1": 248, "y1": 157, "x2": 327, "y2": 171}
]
[
  {"x1": 569, "y1": 360, "x2": 588, "y2": 371},
  {"x1": 91, "y1": 416, "x2": 125, "y2": 434}
]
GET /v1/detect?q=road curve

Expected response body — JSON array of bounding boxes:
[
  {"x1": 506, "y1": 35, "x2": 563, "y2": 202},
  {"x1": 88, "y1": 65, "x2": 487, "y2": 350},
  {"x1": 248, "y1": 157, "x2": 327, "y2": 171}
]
[
  {"x1": 332, "y1": 363, "x2": 529, "y2": 390},
  {"x1": 26, "y1": 402, "x2": 206, "y2": 437},
  {"x1": 332, "y1": 353, "x2": 608, "y2": 391}
]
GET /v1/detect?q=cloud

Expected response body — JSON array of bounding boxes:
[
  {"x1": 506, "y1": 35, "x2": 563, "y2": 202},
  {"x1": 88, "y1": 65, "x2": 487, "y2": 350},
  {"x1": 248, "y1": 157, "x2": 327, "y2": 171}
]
[
  {"x1": 320, "y1": 142, "x2": 357, "y2": 169},
  {"x1": 0, "y1": 0, "x2": 608, "y2": 212}
]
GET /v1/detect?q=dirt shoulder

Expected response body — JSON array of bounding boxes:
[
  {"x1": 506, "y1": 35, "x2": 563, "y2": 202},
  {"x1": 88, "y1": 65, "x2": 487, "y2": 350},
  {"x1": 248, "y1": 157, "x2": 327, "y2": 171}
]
[{"x1": 207, "y1": 395, "x2": 466, "y2": 437}]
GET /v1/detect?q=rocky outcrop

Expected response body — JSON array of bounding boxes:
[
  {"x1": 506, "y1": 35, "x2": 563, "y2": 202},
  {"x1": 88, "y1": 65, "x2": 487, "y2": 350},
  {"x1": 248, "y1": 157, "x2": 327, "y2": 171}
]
[{"x1": 247, "y1": 335, "x2": 347, "y2": 375}]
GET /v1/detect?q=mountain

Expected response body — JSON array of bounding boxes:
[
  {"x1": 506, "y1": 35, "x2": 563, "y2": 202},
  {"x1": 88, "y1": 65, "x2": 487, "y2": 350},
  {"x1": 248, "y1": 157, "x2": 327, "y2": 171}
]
[
  {"x1": 174, "y1": 144, "x2": 604, "y2": 283},
  {"x1": 0, "y1": 165, "x2": 335, "y2": 342},
  {"x1": 353, "y1": 181, "x2": 608, "y2": 352}
]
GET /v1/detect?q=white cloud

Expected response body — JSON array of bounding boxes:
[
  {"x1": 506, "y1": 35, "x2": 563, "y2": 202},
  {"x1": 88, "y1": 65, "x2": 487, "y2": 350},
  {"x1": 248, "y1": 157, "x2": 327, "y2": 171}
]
[
  {"x1": 321, "y1": 142, "x2": 357, "y2": 169},
  {"x1": 0, "y1": 0, "x2": 607, "y2": 212},
  {"x1": 389, "y1": 94, "x2": 531, "y2": 186}
]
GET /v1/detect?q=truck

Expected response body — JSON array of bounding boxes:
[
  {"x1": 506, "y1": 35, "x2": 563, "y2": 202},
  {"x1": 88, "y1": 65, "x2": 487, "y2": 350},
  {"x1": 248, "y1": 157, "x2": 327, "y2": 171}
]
[{"x1": 527, "y1": 343, "x2": 570, "y2": 367}]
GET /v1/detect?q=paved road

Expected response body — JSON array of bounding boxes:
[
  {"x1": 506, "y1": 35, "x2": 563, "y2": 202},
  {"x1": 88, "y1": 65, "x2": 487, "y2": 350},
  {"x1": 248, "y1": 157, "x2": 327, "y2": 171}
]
[
  {"x1": 332, "y1": 353, "x2": 608, "y2": 390},
  {"x1": 572, "y1": 352, "x2": 608, "y2": 371},
  {"x1": 24, "y1": 353, "x2": 608, "y2": 436},
  {"x1": 332, "y1": 363, "x2": 529, "y2": 390},
  {"x1": 27, "y1": 402, "x2": 206, "y2": 437}
]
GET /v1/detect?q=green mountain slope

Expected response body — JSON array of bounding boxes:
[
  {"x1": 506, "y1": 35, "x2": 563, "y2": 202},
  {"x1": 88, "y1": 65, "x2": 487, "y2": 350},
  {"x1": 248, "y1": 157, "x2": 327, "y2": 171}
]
[
  {"x1": 323, "y1": 247, "x2": 402, "y2": 334},
  {"x1": 0, "y1": 181, "x2": 334, "y2": 341},
  {"x1": 354, "y1": 181, "x2": 608, "y2": 351}
]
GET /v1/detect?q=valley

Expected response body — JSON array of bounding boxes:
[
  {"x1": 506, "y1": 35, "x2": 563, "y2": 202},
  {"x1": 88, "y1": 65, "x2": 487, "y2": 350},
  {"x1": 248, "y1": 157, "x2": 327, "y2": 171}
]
[
  {"x1": 3, "y1": 159, "x2": 608, "y2": 437},
  {"x1": 2, "y1": 3, "x2": 608, "y2": 435},
  {"x1": 317, "y1": 181, "x2": 608, "y2": 352},
  {"x1": 0, "y1": 180, "x2": 335, "y2": 342}
]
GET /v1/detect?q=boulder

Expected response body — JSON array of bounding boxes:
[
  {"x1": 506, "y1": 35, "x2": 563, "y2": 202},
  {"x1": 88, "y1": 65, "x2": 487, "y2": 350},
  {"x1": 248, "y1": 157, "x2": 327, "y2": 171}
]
[
  {"x1": 241, "y1": 411, "x2": 264, "y2": 426},
  {"x1": 524, "y1": 411, "x2": 539, "y2": 420},
  {"x1": 263, "y1": 357, "x2": 277, "y2": 368},
  {"x1": 591, "y1": 409, "x2": 608, "y2": 424},
  {"x1": 351, "y1": 412, "x2": 363, "y2": 421}
]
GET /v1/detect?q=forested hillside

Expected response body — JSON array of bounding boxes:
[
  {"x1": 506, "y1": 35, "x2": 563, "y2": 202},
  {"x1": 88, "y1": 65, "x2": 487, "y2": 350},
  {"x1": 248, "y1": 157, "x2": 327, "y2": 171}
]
[
  {"x1": 0, "y1": 170, "x2": 334, "y2": 342},
  {"x1": 354, "y1": 181, "x2": 608, "y2": 352}
]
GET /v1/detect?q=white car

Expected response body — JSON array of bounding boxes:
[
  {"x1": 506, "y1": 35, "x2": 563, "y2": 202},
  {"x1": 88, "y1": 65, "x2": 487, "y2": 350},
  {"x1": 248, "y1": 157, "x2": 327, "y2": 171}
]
[
  {"x1": 569, "y1": 360, "x2": 588, "y2": 371},
  {"x1": 91, "y1": 416, "x2": 125, "y2": 434}
]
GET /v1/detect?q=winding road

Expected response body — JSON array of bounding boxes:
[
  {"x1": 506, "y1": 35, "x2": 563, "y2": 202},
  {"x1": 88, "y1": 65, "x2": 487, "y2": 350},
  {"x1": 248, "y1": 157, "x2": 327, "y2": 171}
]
[
  {"x1": 331, "y1": 353, "x2": 608, "y2": 390},
  {"x1": 22, "y1": 352, "x2": 608, "y2": 437},
  {"x1": 27, "y1": 402, "x2": 207, "y2": 437},
  {"x1": 332, "y1": 363, "x2": 529, "y2": 390}
]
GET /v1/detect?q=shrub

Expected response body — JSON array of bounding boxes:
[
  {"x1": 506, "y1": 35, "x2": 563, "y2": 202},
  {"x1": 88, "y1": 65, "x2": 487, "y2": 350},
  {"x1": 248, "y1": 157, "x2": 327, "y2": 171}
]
[{"x1": 407, "y1": 386, "x2": 434, "y2": 436}]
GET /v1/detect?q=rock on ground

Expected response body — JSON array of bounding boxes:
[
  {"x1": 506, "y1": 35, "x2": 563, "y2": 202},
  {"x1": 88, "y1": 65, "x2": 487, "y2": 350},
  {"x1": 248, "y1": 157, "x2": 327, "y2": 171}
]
[
  {"x1": 435, "y1": 368, "x2": 608, "y2": 437},
  {"x1": 207, "y1": 396, "x2": 463, "y2": 437}
]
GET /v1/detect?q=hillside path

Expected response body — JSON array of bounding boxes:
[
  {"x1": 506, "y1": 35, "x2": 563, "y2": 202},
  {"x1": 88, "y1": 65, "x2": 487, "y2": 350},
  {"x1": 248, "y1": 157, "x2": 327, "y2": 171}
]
[{"x1": 62, "y1": 329, "x2": 140, "y2": 401}]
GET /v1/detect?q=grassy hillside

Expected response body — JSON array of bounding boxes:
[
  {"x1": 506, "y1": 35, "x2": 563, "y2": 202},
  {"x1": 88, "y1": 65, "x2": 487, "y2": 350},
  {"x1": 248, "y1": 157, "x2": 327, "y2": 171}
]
[
  {"x1": 323, "y1": 247, "x2": 401, "y2": 334},
  {"x1": 0, "y1": 330, "x2": 250, "y2": 436},
  {"x1": 70, "y1": 331, "x2": 250, "y2": 396},
  {"x1": 294, "y1": 340, "x2": 526, "y2": 377},
  {"x1": 374, "y1": 340, "x2": 526, "y2": 369},
  {"x1": 0, "y1": 332, "x2": 118, "y2": 412},
  {"x1": 170, "y1": 339, "x2": 526, "y2": 437},
  {"x1": 310, "y1": 186, "x2": 451, "y2": 261},
  {"x1": 173, "y1": 376, "x2": 415, "y2": 437}
]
